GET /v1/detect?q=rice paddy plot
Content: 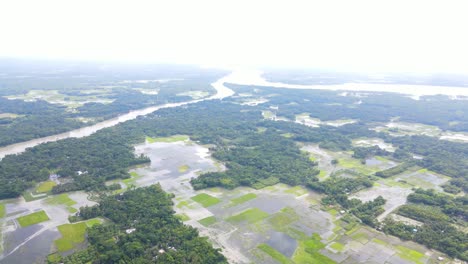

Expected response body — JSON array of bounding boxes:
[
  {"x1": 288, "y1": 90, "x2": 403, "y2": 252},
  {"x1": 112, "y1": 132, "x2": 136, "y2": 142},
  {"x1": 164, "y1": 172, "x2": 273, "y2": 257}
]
[
  {"x1": 395, "y1": 245, "x2": 426, "y2": 264},
  {"x1": 257, "y1": 243, "x2": 294, "y2": 264},
  {"x1": 35, "y1": 181, "x2": 57, "y2": 193},
  {"x1": 227, "y1": 208, "x2": 269, "y2": 224},
  {"x1": 198, "y1": 216, "x2": 217, "y2": 227},
  {"x1": 0, "y1": 203, "x2": 5, "y2": 218},
  {"x1": 175, "y1": 213, "x2": 190, "y2": 221},
  {"x1": 54, "y1": 222, "x2": 87, "y2": 252},
  {"x1": 16, "y1": 210, "x2": 50, "y2": 227},
  {"x1": 191, "y1": 193, "x2": 221, "y2": 207},
  {"x1": 46, "y1": 193, "x2": 77, "y2": 213},
  {"x1": 146, "y1": 135, "x2": 189, "y2": 143},
  {"x1": 178, "y1": 164, "x2": 190, "y2": 173},
  {"x1": 228, "y1": 193, "x2": 257, "y2": 207}
]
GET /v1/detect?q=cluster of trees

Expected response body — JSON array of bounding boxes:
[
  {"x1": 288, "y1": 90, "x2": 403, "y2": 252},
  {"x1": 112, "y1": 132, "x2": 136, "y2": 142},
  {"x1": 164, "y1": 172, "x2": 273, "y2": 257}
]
[
  {"x1": 375, "y1": 161, "x2": 415, "y2": 178},
  {"x1": 383, "y1": 190, "x2": 468, "y2": 260},
  {"x1": 406, "y1": 189, "x2": 467, "y2": 222},
  {"x1": 308, "y1": 176, "x2": 385, "y2": 226},
  {"x1": 389, "y1": 135, "x2": 468, "y2": 193},
  {"x1": 0, "y1": 129, "x2": 149, "y2": 198},
  {"x1": 191, "y1": 131, "x2": 320, "y2": 189},
  {"x1": 352, "y1": 145, "x2": 391, "y2": 159},
  {"x1": 52, "y1": 185, "x2": 227, "y2": 263}
]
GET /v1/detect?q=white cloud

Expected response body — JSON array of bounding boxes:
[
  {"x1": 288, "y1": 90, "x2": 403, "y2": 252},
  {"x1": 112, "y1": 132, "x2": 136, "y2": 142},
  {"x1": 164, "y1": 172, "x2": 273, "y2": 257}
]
[{"x1": 0, "y1": 0, "x2": 467, "y2": 73}]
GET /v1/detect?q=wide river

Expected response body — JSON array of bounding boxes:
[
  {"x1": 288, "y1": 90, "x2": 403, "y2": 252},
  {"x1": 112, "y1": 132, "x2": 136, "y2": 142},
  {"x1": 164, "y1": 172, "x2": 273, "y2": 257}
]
[{"x1": 1, "y1": 69, "x2": 468, "y2": 159}]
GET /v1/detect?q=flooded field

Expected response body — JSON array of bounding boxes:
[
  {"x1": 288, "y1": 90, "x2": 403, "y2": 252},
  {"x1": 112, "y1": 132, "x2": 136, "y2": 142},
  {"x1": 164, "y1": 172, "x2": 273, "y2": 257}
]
[
  {"x1": 352, "y1": 137, "x2": 396, "y2": 152},
  {"x1": 0, "y1": 191, "x2": 95, "y2": 264},
  {"x1": 373, "y1": 121, "x2": 468, "y2": 143},
  {"x1": 295, "y1": 113, "x2": 356, "y2": 128},
  {"x1": 131, "y1": 139, "x2": 450, "y2": 264},
  {"x1": 4, "y1": 89, "x2": 114, "y2": 110}
]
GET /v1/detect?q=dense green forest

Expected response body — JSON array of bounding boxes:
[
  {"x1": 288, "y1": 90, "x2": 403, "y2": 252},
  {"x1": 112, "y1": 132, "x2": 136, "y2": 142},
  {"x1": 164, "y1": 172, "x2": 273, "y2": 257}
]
[{"x1": 50, "y1": 185, "x2": 227, "y2": 264}]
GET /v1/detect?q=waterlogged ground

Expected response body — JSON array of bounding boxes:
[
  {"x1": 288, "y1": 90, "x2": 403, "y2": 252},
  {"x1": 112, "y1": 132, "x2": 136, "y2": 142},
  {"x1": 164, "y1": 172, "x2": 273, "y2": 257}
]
[
  {"x1": 131, "y1": 139, "x2": 452, "y2": 264},
  {"x1": 0, "y1": 191, "x2": 96, "y2": 264},
  {"x1": 295, "y1": 113, "x2": 357, "y2": 128},
  {"x1": 374, "y1": 121, "x2": 468, "y2": 143}
]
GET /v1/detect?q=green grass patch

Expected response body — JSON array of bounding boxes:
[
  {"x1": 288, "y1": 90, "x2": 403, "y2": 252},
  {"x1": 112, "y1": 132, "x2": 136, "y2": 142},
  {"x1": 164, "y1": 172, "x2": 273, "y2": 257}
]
[
  {"x1": 375, "y1": 156, "x2": 390, "y2": 162},
  {"x1": 22, "y1": 191, "x2": 47, "y2": 202},
  {"x1": 17, "y1": 210, "x2": 49, "y2": 227},
  {"x1": 284, "y1": 186, "x2": 308, "y2": 196},
  {"x1": 318, "y1": 170, "x2": 328, "y2": 180},
  {"x1": 227, "y1": 208, "x2": 269, "y2": 224},
  {"x1": 46, "y1": 194, "x2": 77, "y2": 207},
  {"x1": 121, "y1": 171, "x2": 142, "y2": 187},
  {"x1": 293, "y1": 233, "x2": 336, "y2": 264},
  {"x1": 396, "y1": 245, "x2": 425, "y2": 264},
  {"x1": 191, "y1": 193, "x2": 221, "y2": 207},
  {"x1": 330, "y1": 242, "x2": 345, "y2": 252},
  {"x1": 86, "y1": 218, "x2": 102, "y2": 227},
  {"x1": 417, "y1": 168, "x2": 428, "y2": 173},
  {"x1": 46, "y1": 193, "x2": 77, "y2": 213},
  {"x1": 281, "y1": 133, "x2": 294, "y2": 138},
  {"x1": 199, "y1": 216, "x2": 217, "y2": 227},
  {"x1": 0, "y1": 204, "x2": 5, "y2": 218},
  {"x1": 47, "y1": 253, "x2": 62, "y2": 263},
  {"x1": 175, "y1": 213, "x2": 190, "y2": 221},
  {"x1": 338, "y1": 158, "x2": 379, "y2": 175},
  {"x1": 269, "y1": 207, "x2": 299, "y2": 231},
  {"x1": 36, "y1": 181, "x2": 57, "y2": 193},
  {"x1": 55, "y1": 222, "x2": 87, "y2": 252},
  {"x1": 344, "y1": 225, "x2": 360, "y2": 235},
  {"x1": 146, "y1": 135, "x2": 189, "y2": 143},
  {"x1": 178, "y1": 164, "x2": 190, "y2": 173},
  {"x1": 252, "y1": 176, "x2": 280, "y2": 189},
  {"x1": 351, "y1": 232, "x2": 370, "y2": 244},
  {"x1": 229, "y1": 193, "x2": 257, "y2": 206},
  {"x1": 257, "y1": 243, "x2": 294, "y2": 264},
  {"x1": 327, "y1": 208, "x2": 338, "y2": 216},
  {"x1": 176, "y1": 200, "x2": 192, "y2": 209},
  {"x1": 372, "y1": 238, "x2": 388, "y2": 246}
]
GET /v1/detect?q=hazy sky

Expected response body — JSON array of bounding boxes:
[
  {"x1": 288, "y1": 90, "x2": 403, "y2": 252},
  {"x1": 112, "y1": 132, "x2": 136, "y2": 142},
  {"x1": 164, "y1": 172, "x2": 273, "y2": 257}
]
[{"x1": 1, "y1": 0, "x2": 467, "y2": 73}]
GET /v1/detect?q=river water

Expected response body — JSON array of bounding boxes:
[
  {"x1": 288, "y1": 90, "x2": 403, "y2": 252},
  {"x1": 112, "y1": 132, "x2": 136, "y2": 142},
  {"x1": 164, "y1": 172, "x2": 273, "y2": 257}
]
[
  {"x1": 1, "y1": 69, "x2": 467, "y2": 159},
  {"x1": 0, "y1": 77, "x2": 234, "y2": 159}
]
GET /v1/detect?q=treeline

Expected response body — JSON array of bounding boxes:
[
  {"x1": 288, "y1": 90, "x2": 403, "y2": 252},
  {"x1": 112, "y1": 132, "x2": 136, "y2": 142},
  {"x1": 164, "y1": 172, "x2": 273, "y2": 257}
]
[
  {"x1": 383, "y1": 189, "x2": 468, "y2": 260},
  {"x1": 352, "y1": 145, "x2": 390, "y2": 159},
  {"x1": 375, "y1": 161, "x2": 415, "y2": 178},
  {"x1": 51, "y1": 185, "x2": 227, "y2": 263}
]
